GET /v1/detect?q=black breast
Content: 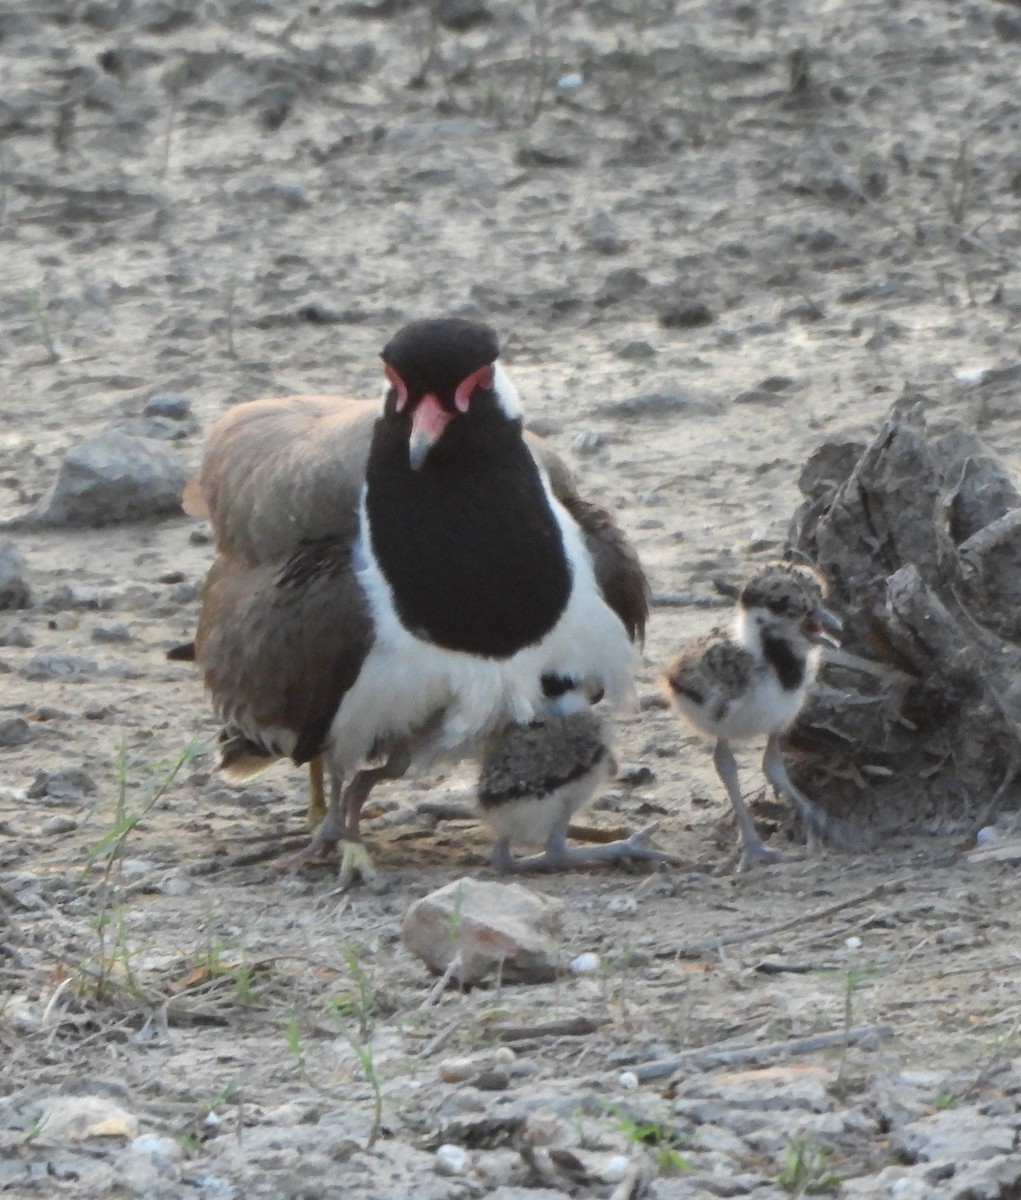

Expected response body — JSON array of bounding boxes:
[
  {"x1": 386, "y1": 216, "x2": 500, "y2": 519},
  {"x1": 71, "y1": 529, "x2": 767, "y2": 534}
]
[
  {"x1": 365, "y1": 413, "x2": 572, "y2": 658},
  {"x1": 761, "y1": 633, "x2": 806, "y2": 692}
]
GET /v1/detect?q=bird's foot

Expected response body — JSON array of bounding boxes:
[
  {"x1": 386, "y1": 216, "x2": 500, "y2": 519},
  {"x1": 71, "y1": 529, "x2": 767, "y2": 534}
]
[
  {"x1": 305, "y1": 795, "x2": 328, "y2": 833},
  {"x1": 493, "y1": 823, "x2": 677, "y2": 873},
  {"x1": 337, "y1": 840, "x2": 379, "y2": 889},
  {"x1": 736, "y1": 840, "x2": 801, "y2": 873}
]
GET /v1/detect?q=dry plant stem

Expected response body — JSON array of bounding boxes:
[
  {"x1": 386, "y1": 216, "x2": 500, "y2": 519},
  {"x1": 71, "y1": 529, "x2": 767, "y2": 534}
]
[
  {"x1": 657, "y1": 883, "x2": 892, "y2": 958},
  {"x1": 495, "y1": 1015, "x2": 609, "y2": 1042},
  {"x1": 420, "y1": 954, "x2": 463, "y2": 1007},
  {"x1": 628, "y1": 1024, "x2": 894, "y2": 1083}
]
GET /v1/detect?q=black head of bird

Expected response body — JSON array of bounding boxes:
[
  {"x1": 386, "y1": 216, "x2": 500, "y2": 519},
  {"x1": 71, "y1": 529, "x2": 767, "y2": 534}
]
[{"x1": 380, "y1": 317, "x2": 519, "y2": 470}]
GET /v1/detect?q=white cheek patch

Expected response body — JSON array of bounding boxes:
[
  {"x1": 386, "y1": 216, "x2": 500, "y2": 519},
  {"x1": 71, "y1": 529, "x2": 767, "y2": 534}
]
[{"x1": 491, "y1": 362, "x2": 523, "y2": 420}]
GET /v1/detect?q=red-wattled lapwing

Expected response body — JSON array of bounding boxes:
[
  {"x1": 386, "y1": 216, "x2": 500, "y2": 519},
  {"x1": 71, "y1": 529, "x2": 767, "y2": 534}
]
[{"x1": 181, "y1": 317, "x2": 650, "y2": 885}]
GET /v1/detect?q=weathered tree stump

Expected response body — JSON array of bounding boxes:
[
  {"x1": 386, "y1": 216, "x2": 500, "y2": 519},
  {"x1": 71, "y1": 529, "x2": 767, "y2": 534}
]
[{"x1": 785, "y1": 398, "x2": 1021, "y2": 841}]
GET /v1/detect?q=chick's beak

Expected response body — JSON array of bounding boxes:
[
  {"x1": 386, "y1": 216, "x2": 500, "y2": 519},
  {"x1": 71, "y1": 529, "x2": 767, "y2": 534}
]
[
  {"x1": 804, "y1": 605, "x2": 842, "y2": 648},
  {"x1": 408, "y1": 394, "x2": 454, "y2": 470}
]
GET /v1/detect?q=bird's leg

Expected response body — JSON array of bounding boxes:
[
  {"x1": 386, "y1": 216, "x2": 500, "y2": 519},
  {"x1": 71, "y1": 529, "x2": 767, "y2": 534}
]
[
  {"x1": 336, "y1": 747, "x2": 411, "y2": 887},
  {"x1": 305, "y1": 756, "x2": 327, "y2": 831},
  {"x1": 280, "y1": 768, "x2": 345, "y2": 870},
  {"x1": 489, "y1": 835, "x2": 515, "y2": 873},
  {"x1": 713, "y1": 738, "x2": 784, "y2": 870},
  {"x1": 762, "y1": 735, "x2": 844, "y2": 851},
  {"x1": 491, "y1": 813, "x2": 676, "y2": 873}
]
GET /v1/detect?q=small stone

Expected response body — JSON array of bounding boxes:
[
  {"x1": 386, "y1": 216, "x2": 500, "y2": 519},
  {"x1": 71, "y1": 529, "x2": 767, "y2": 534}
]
[
  {"x1": 571, "y1": 430, "x2": 605, "y2": 456},
  {"x1": 27, "y1": 768, "x2": 97, "y2": 801},
  {"x1": 434, "y1": 1144, "x2": 472, "y2": 1176},
  {"x1": 601, "y1": 1155, "x2": 631, "y2": 1183},
  {"x1": 41, "y1": 815, "x2": 79, "y2": 835},
  {"x1": 189, "y1": 523, "x2": 213, "y2": 545},
  {"x1": 49, "y1": 612, "x2": 79, "y2": 631},
  {"x1": 34, "y1": 1095, "x2": 139, "y2": 1143},
  {"x1": 599, "y1": 388, "x2": 699, "y2": 419},
  {"x1": 0, "y1": 717, "x2": 32, "y2": 747},
  {"x1": 0, "y1": 625, "x2": 33, "y2": 648},
  {"x1": 0, "y1": 544, "x2": 32, "y2": 610},
  {"x1": 618, "y1": 1071, "x2": 639, "y2": 1090},
  {"x1": 594, "y1": 268, "x2": 649, "y2": 307},
  {"x1": 434, "y1": 0, "x2": 491, "y2": 31},
  {"x1": 22, "y1": 654, "x2": 97, "y2": 681},
  {"x1": 993, "y1": 12, "x2": 1021, "y2": 41},
  {"x1": 143, "y1": 394, "x2": 192, "y2": 421},
  {"x1": 975, "y1": 826, "x2": 1000, "y2": 846},
  {"x1": 37, "y1": 431, "x2": 189, "y2": 527},
  {"x1": 127, "y1": 1133, "x2": 182, "y2": 1164},
  {"x1": 617, "y1": 763, "x2": 655, "y2": 786},
  {"x1": 658, "y1": 301, "x2": 715, "y2": 329},
  {"x1": 557, "y1": 72, "x2": 583, "y2": 90},
  {"x1": 91, "y1": 621, "x2": 131, "y2": 644},
  {"x1": 617, "y1": 340, "x2": 656, "y2": 362},
  {"x1": 401, "y1": 876, "x2": 564, "y2": 985},
  {"x1": 569, "y1": 952, "x2": 601, "y2": 974}
]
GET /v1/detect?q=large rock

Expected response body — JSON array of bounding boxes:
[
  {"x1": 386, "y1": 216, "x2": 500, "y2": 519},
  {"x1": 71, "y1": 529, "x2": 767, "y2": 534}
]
[
  {"x1": 36, "y1": 431, "x2": 189, "y2": 526},
  {"x1": 0, "y1": 543, "x2": 31, "y2": 609},
  {"x1": 401, "y1": 877, "x2": 564, "y2": 985}
]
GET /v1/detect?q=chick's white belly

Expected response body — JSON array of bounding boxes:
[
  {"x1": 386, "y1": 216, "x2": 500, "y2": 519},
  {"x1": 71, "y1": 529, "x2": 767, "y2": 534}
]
[
  {"x1": 480, "y1": 771, "x2": 608, "y2": 846},
  {"x1": 676, "y1": 674, "x2": 809, "y2": 742}
]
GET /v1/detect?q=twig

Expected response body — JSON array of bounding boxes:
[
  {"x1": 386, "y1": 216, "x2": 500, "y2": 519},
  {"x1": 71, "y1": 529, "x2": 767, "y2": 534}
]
[
  {"x1": 652, "y1": 591, "x2": 729, "y2": 610},
  {"x1": 656, "y1": 883, "x2": 893, "y2": 958},
  {"x1": 625, "y1": 1024, "x2": 894, "y2": 1083},
  {"x1": 494, "y1": 1015, "x2": 609, "y2": 1042},
  {"x1": 419, "y1": 1015, "x2": 463, "y2": 1058},
  {"x1": 420, "y1": 955, "x2": 463, "y2": 1007}
]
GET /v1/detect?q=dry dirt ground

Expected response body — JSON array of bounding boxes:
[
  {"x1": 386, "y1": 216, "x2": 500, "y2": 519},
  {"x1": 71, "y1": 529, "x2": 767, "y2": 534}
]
[{"x1": 2, "y1": 1, "x2": 1021, "y2": 1197}]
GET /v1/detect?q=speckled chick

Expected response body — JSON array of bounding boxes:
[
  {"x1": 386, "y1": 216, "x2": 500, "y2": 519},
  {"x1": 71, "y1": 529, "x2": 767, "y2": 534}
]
[
  {"x1": 662, "y1": 562, "x2": 841, "y2": 870},
  {"x1": 478, "y1": 691, "x2": 672, "y2": 872}
]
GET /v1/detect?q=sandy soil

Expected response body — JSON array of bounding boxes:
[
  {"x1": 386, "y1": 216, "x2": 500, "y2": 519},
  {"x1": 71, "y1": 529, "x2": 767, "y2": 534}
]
[{"x1": 2, "y1": 1, "x2": 1021, "y2": 1196}]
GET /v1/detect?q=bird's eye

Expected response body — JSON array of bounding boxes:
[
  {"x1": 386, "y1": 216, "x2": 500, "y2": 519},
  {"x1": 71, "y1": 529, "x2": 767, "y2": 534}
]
[
  {"x1": 384, "y1": 364, "x2": 409, "y2": 412},
  {"x1": 453, "y1": 364, "x2": 494, "y2": 413}
]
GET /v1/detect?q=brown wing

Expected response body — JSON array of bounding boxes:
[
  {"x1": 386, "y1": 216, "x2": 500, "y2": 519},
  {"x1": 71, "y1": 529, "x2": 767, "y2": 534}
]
[
  {"x1": 526, "y1": 433, "x2": 650, "y2": 644},
  {"x1": 184, "y1": 395, "x2": 378, "y2": 564},
  {"x1": 186, "y1": 394, "x2": 379, "y2": 765},
  {"x1": 194, "y1": 539, "x2": 373, "y2": 765}
]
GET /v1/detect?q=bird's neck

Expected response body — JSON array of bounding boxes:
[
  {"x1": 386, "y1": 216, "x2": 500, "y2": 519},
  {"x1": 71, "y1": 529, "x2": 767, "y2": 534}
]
[
  {"x1": 364, "y1": 415, "x2": 572, "y2": 659},
  {"x1": 734, "y1": 610, "x2": 815, "y2": 693}
]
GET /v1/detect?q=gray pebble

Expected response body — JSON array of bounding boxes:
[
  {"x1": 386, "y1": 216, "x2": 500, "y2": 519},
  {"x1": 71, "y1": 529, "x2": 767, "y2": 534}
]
[
  {"x1": 41, "y1": 815, "x2": 79, "y2": 836},
  {"x1": 0, "y1": 625, "x2": 33, "y2": 648},
  {"x1": 22, "y1": 654, "x2": 97, "y2": 681},
  {"x1": 27, "y1": 767, "x2": 97, "y2": 801},
  {"x1": 571, "y1": 430, "x2": 605, "y2": 456},
  {"x1": 658, "y1": 300, "x2": 715, "y2": 329},
  {"x1": 0, "y1": 717, "x2": 32, "y2": 747},
  {"x1": 143, "y1": 394, "x2": 192, "y2": 421},
  {"x1": 0, "y1": 544, "x2": 32, "y2": 610},
  {"x1": 91, "y1": 621, "x2": 132, "y2": 644}
]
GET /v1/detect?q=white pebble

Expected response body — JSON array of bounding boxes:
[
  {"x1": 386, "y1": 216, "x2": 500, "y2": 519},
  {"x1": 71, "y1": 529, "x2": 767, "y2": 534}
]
[
  {"x1": 618, "y1": 1071, "x2": 639, "y2": 1090},
  {"x1": 953, "y1": 367, "x2": 986, "y2": 385},
  {"x1": 569, "y1": 952, "x2": 601, "y2": 974},
  {"x1": 557, "y1": 72, "x2": 584, "y2": 90},
  {"x1": 434, "y1": 1143, "x2": 471, "y2": 1176},
  {"x1": 844, "y1": 935, "x2": 862, "y2": 950},
  {"x1": 975, "y1": 825, "x2": 1001, "y2": 846},
  {"x1": 601, "y1": 1154, "x2": 631, "y2": 1183}
]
